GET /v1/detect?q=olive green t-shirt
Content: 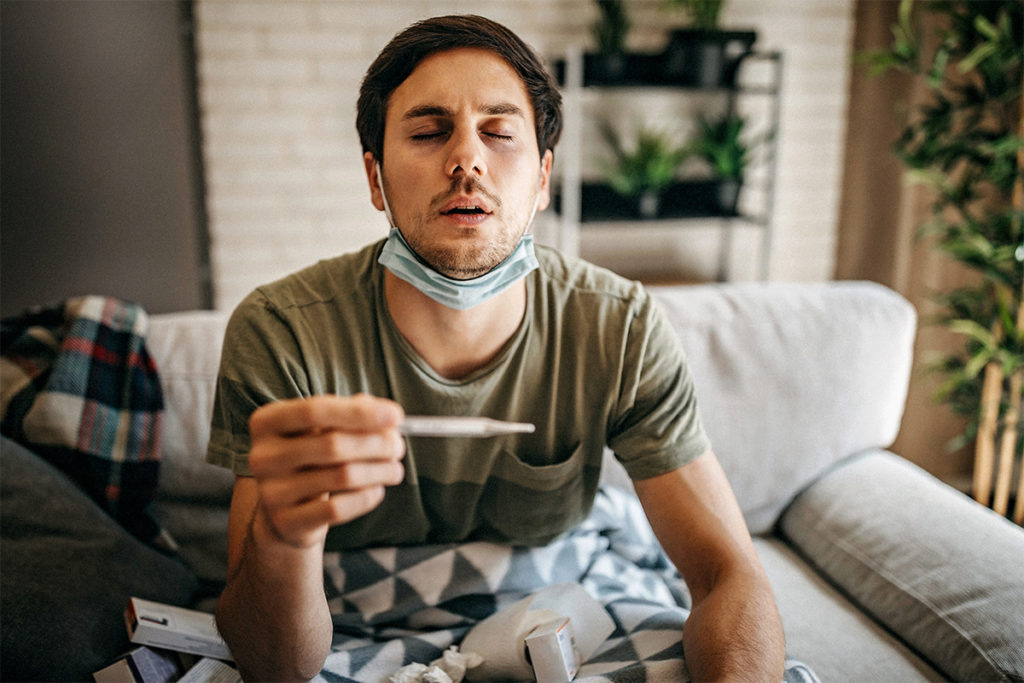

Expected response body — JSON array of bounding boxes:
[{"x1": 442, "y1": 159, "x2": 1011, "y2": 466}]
[{"x1": 206, "y1": 240, "x2": 710, "y2": 549}]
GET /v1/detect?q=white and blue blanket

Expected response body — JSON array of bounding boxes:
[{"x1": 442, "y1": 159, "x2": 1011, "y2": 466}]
[{"x1": 318, "y1": 486, "x2": 818, "y2": 682}]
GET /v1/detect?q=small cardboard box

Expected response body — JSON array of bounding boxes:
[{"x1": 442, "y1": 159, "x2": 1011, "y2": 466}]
[
  {"x1": 93, "y1": 646, "x2": 183, "y2": 683},
  {"x1": 125, "y1": 598, "x2": 232, "y2": 662},
  {"x1": 525, "y1": 617, "x2": 580, "y2": 683}
]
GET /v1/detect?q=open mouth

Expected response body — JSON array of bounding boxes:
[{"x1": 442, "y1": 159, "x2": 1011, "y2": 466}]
[{"x1": 442, "y1": 205, "x2": 488, "y2": 216}]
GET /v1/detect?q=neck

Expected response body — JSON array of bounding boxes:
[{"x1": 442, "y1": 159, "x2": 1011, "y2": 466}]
[{"x1": 384, "y1": 270, "x2": 527, "y2": 380}]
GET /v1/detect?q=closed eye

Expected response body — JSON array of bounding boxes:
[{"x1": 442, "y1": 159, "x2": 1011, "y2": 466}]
[{"x1": 411, "y1": 131, "x2": 447, "y2": 141}]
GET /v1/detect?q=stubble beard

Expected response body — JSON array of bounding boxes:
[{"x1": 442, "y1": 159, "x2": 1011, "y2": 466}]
[{"x1": 400, "y1": 176, "x2": 531, "y2": 281}]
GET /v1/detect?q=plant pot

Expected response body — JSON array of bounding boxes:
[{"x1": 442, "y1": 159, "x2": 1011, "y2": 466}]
[
  {"x1": 637, "y1": 190, "x2": 661, "y2": 219},
  {"x1": 662, "y1": 29, "x2": 757, "y2": 87},
  {"x1": 576, "y1": 52, "x2": 664, "y2": 85},
  {"x1": 587, "y1": 52, "x2": 627, "y2": 83},
  {"x1": 716, "y1": 178, "x2": 742, "y2": 214},
  {"x1": 561, "y1": 180, "x2": 728, "y2": 221}
]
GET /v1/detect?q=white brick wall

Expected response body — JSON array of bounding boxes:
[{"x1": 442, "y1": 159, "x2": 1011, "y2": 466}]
[{"x1": 195, "y1": 0, "x2": 853, "y2": 308}]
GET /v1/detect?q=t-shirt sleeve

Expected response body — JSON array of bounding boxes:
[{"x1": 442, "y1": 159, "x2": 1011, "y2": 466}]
[
  {"x1": 607, "y1": 291, "x2": 711, "y2": 480},
  {"x1": 205, "y1": 292, "x2": 311, "y2": 476}
]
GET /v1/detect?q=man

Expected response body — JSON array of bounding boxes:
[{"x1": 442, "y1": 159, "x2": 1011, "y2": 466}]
[{"x1": 208, "y1": 14, "x2": 785, "y2": 682}]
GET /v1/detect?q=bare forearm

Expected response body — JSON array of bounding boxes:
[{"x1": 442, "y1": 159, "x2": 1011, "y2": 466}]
[
  {"x1": 682, "y1": 569, "x2": 785, "y2": 682},
  {"x1": 216, "y1": 508, "x2": 333, "y2": 681},
  {"x1": 634, "y1": 455, "x2": 786, "y2": 681}
]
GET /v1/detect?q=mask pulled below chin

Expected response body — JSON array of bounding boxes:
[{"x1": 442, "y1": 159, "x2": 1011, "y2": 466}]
[{"x1": 377, "y1": 228, "x2": 539, "y2": 311}]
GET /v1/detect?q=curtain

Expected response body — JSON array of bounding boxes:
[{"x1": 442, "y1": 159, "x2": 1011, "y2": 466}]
[{"x1": 836, "y1": 0, "x2": 974, "y2": 484}]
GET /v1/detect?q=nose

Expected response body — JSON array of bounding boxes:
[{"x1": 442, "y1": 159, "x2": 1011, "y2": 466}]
[{"x1": 446, "y1": 127, "x2": 486, "y2": 178}]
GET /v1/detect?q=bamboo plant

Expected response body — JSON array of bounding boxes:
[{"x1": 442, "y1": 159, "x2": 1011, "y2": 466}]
[{"x1": 864, "y1": 0, "x2": 1023, "y2": 520}]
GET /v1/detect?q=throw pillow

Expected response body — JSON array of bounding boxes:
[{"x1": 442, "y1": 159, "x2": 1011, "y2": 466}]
[
  {"x1": 0, "y1": 437, "x2": 198, "y2": 681},
  {"x1": 779, "y1": 449, "x2": 1024, "y2": 682}
]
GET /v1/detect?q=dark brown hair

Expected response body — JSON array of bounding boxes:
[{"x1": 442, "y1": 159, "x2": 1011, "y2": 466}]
[{"x1": 356, "y1": 15, "x2": 562, "y2": 163}]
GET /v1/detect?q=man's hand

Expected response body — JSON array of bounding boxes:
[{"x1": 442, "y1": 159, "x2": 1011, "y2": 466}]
[
  {"x1": 247, "y1": 393, "x2": 407, "y2": 549},
  {"x1": 217, "y1": 393, "x2": 406, "y2": 681}
]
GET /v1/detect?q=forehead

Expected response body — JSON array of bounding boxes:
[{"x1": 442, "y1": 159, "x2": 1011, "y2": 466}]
[{"x1": 387, "y1": 47, "x2": 534, "y2": 120}]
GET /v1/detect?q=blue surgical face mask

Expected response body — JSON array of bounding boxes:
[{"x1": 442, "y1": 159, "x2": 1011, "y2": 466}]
[{"x1": 374, "y1": 162, "x2": 541, "y2": 311}]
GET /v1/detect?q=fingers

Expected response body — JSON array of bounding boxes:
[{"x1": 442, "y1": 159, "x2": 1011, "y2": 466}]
[
  {"x1": 243, "y1": 394, "x2": 408, "y2": 547},
  {"x1": 259, "y1": 458, "x2": 406, "y2": 510},
  {"x1": 250, "y1": 427, "x2": 406, "y2": 477},
  {"x1": 250, "y1": 393, "x2": 404, "y2": 440},
  {"x1": 249, "y1": 393, "x2": 406, "y2": 476},
  {"x1": 261, "y1": 487, "x2": 391, "y2": 545}
]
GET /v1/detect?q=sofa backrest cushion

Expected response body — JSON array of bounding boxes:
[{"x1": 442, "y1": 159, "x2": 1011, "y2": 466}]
[
  {"x1": 646, "y1": 281, "x2": 916, "y2": 533},
  {"x1": 147, "y1": 310, "x2": 233, "y2": 582}
]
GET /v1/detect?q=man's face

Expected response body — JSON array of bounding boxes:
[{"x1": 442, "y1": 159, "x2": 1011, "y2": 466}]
[{"x1": 366, "y1": 47, "x2": 553, "y2": 280}]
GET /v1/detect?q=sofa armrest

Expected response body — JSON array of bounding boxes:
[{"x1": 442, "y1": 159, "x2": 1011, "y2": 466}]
[{"x1": 778, "y1": 449, "x2": 1024, "y2": 682}]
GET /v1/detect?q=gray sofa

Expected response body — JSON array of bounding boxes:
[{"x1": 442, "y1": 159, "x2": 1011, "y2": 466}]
[{"x1": 3, "y1": 281, "x2": 1022, "y2": 681}]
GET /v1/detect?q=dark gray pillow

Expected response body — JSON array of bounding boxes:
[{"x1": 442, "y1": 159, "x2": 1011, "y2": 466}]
[
  {"x1": 1, "y1": 437, "x2": 198, "y2": 681},
  {"x1": 779, "y1": 450, "x2": 1024, "y2": 682}
]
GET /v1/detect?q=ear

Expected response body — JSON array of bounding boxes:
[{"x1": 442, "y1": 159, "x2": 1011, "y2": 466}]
[
  {"x1": 364, "y1": 152, "x2": 385, "y2": 212},
  {"x1": 536, "y1": 149, "x2": 554, "y2": 212}
]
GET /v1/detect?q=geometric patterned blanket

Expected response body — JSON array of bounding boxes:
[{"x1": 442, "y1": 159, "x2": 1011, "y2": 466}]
[
  {"x1": 0, "y1": 296, "x2": 166, "y2": 547},
  {"x1": 318, "y1": 486, "x2": 820, "y2": 682}
]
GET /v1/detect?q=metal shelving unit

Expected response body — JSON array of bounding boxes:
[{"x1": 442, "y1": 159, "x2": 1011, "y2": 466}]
[{"x1": 554, "y1": 46, "x2": 783, "y2": 281}]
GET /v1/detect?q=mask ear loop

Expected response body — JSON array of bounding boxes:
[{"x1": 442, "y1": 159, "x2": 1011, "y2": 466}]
[
  {"x1": 524, "y1": 163, "x2": 546, "y2": 233},
  {"x1": 376, "y1": 161, "x2": 397, "y2": 229}
]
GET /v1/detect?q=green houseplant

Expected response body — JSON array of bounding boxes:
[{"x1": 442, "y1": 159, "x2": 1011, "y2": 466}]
[
  {"x1": 692, "y1": 113, "x2": 750, "y2": 213},
  {"x1": 585, "y1": 0, "x2": 630, "y2": 82},
  {"x1": 663, "y1": 0, "x2": 723, "y2": 31},
  {"x1": 599, "y1": 121, "x2": 690, "y2": 218},
  {"x1": 864, "y1": 0, "x2": 1023, "y2": 517},
  {"x1": 589, "y1": 0, "x2": 631, "y2": 82},
  {"x1": 591, "y1": 0, "x2": 630, "y2": 57}
]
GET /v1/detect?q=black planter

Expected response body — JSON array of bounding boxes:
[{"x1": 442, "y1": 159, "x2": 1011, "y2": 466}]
[
  {"x1": 585, "y1": 52, "x2": 628, "y2": 84},
  {"x1": 716, "y1": 178, "x2": 742, "y2": 215},
  {"x1": 554, "y1": 180, "x2": 739, "y2": 221},
  {"x1": 555, "y1": 52, "x2": 668, "y2": 87},
  {"x1": 662, "y1": 29, "x2": 756, "y2": 87}
]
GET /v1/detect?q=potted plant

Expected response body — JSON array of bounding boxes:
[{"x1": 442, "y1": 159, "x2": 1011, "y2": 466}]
[
  {"x1": 864, "y1": 0, "x2": 1023, "y2": 516},
  {"x1": 691, "y1": 113, "x2": 750, "y2": 214},
  {"x1": 660, "y1": 0, "x2": 756, "y2": 87},
  {"x1": 589, "y1": 0, "x2": 630, "y2": 83},
  {"x1": 667, "y1": 0, "x2": 723, "y2": 31},
  {"x1": 598, "y1": 121, "x2": 690, "y2": 219}
]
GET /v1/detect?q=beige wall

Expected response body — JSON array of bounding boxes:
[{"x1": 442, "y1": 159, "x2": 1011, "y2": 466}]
[{"x1": 195, "y1": 0, "x2": 855, "y2": 310}]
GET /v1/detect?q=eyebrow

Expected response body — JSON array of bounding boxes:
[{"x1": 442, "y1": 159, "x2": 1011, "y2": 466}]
[{"x1": 401, "y1": 102, "x2": 527, "y2": 121}]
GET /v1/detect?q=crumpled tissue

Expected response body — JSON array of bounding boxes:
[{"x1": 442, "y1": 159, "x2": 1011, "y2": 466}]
[{"x1": 389, "y1": 645, "x2": 483, "y2": 683}]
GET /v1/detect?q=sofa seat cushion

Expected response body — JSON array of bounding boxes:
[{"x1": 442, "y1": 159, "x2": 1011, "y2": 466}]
[
  {"x1": 754, "y1": 537, "x2": 940, "y2": 682},
  {"x1": 779, "y1": 449, "x2": 1024, "y2": 682}
]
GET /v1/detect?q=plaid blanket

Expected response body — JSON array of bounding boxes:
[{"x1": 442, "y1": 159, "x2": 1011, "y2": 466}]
[
  {"x1": 319, "y1": 486, "x2": 819, "y2": 683},
  {"x1": 0, "y1": 296, "x2": 166, "y2": 547}
]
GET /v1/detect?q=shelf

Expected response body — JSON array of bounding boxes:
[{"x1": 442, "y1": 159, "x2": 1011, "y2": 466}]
[
  {"x1": 554, "y1": 181, "x2": 758, "y2": 223},
  {"x1": 555, "y1": 43, "x2": 782, "y2": 281},
  {"x1": 552, "y1": 32, "x2": 760, "y2": 89}
]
